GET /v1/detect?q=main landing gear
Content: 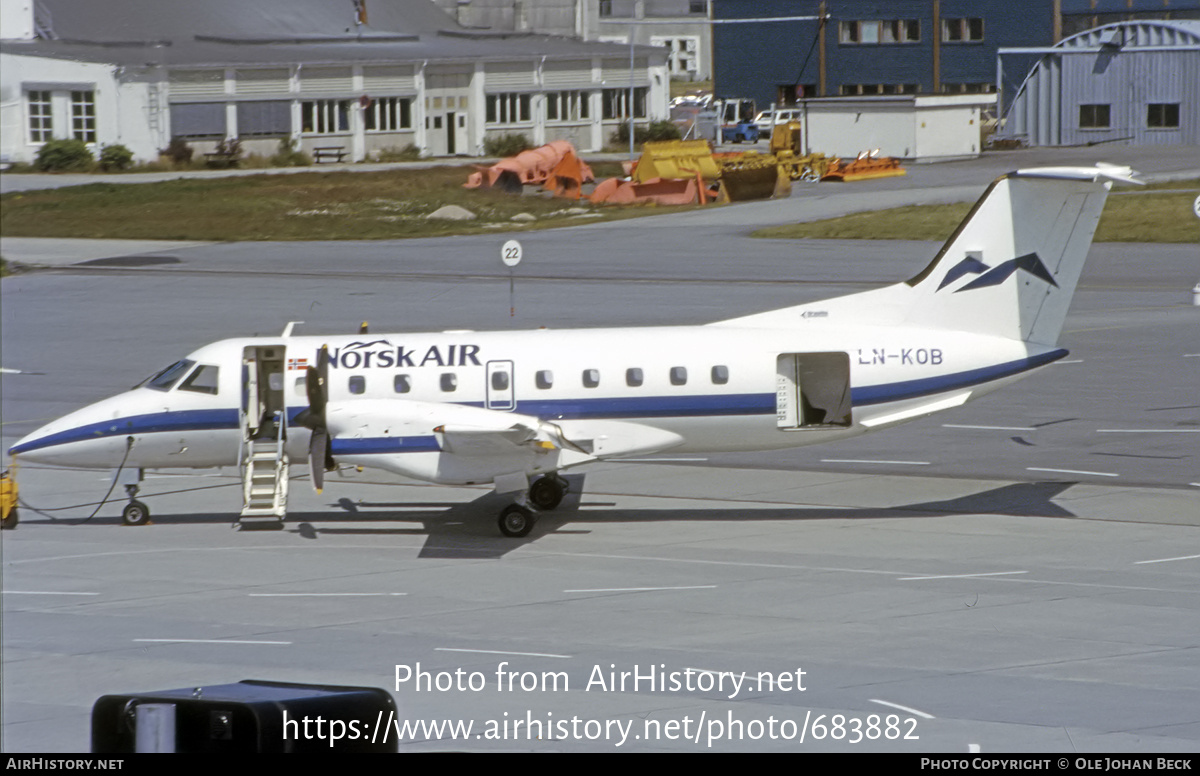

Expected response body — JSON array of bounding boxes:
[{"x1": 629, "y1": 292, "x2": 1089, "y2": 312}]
[
  {"x1": 497, "y1": 474, "x2": 568, "y2": 538},
  {"x1": 121, "y1": 483, "x2": 151, "y2": 526}
]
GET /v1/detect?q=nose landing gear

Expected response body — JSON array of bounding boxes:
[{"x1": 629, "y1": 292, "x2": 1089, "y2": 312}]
[{"x1": 121, "y1": 483, "x2": 151, "y2": 526}]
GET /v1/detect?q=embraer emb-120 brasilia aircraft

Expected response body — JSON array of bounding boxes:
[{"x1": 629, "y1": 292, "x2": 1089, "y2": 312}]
[{"x1": 10, "y1": 164, "x2": 1138, "y2": 537}]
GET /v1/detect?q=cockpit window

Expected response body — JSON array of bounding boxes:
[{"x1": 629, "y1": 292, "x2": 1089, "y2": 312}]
[
  {"x1": 178, "y1": 364, "x2": 220, "y2": 395},
  {"x1": 140, "y1": 359, "x2": 195, "y2": 392}
]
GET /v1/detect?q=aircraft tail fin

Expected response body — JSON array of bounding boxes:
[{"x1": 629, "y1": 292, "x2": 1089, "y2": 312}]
[
  {"x1": 719, "y1": 164, "x2": 1137, "y2": 346},
  {"x1": 898, "y1": 164, "x2": 1134, "y2": 345}
]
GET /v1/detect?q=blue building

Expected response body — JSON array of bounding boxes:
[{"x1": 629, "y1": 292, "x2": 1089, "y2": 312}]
[{"x1": 712, "y1": 0, "x2": 1199, "y2": 111}]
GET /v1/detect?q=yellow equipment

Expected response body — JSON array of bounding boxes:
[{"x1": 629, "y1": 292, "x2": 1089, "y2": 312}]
[
  {"x1": 1, "y1": 466, "x2": 17, "y2": 530},
  {"x1": 769, "y1": 122, "x2": 836, "y2": 182},
  {"x1": 821, "y1": 151, "x2": 907, "y2": 182},
  {"x1": 630, "y1": 140, "x2": 721, "y2": 184},
  {"x1": 714, "y1": 151, "x2": 791, "y2": 202}
]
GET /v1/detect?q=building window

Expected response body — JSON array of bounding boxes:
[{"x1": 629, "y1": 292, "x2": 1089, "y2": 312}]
[
  {"x1": 1147, "y1": 103, "x2": 1180, "y2": 129},
  {"x1": 546, "y1": 90, "x2": 590, "y2": 122},
  {"x1": 171, "y1": 103, "x2": 226, "y2": 139},
  {"x1": 237, "y1": 101, "x2": 291, "y2": 137},
  {"x1": 884, "y1": 20, "x2": 920, "y2": 43},
  {"x1": 942, "y1": 18, "x2": 984, "y2": 42},
  {"x1": 302, "y1": 100, "x2": 350, "y2": 134},
  {"x1": 71, "y1": 91, "x2": 96, "y2": 143},
  {"x1": 28, "y1": 91, "x2": 52, "y2": 143},
  {"x1": 603, "y1": 87, "x2": 648, "y2": 120},
  {"x1": 840, "y1": 84, "x2": 920, "y2": 96},
  {"x1": 840, "y1": 20, "x2": 919, "y2": 45},
  {"x1": 1079, "y1": 104, "x2": 1111, "y2": 129},
  {"x1": 486, "y1": 93, "x2": 532, "y2": 125},
  {"x1": 940, "y1": 83, "x2": 994, "y2": 94},
  {"x1": 364, "y1": 97, "x2": 413, "y2": 131},
  {"x1": 651, "y1": 36, "x2": 701, "y2": 75}
]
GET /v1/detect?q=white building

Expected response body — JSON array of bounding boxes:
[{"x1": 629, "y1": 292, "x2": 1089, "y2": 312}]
[
  {"x1": 798, "y1": 94, "x2": 997, "y2": 162},
  {"x1": 0, "y1": 0, "x2": 668, "y2": 164}
]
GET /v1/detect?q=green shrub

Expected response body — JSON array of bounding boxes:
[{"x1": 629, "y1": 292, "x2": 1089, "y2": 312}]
[
  {"x1": 375, "y1": 144, "x2": 422, "y2": 162},
  {"x1": 483, "y1": 133, "x2": 530, "y2": 158},
  {"x1": 34, "y1": 138, "x2": 94, "y2": 172},
  {"x1": 270, "y1": 138, "x2": 311, "y2": 167},
  {"x1": 98, "y1": 144, "x2": 134, "y2": 171},
  {"x1": 610, "y1": 120, "x2": 683, "y2": 147},
  {"x1": 205, "y1": 137, "x2": 242, "y2": 169},
  {"x1": 161, "y1": 137, "x2": 194, "y2": 166}
]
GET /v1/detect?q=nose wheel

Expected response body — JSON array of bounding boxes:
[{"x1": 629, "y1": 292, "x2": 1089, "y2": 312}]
[{"x1": 121, "y1": 484, "x2": 151, "y2": 526}]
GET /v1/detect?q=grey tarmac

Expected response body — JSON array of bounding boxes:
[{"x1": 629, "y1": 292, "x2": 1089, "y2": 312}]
[{"x1": 1, "y1": 146, "x2": 1197, "y2": 752}]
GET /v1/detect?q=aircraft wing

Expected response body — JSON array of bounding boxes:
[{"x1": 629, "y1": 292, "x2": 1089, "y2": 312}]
[{"x1": 324, "y1": 400, "x2": 683, "y2": 463}]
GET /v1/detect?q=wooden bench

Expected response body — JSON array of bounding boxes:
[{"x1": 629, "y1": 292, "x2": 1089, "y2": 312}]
[{"x1": 313, "y1": 146, "x2": 348, "y2": 164}]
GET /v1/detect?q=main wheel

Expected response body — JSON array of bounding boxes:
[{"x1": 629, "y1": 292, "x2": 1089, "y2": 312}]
[
  {"x1": 498, "y1": 505, "x2": 534, "y2": 538},
  {"x1": 1, "y1": 508, "x2": 16, "y2": 530},
  {"x1": 528, "y1": 476, "x2": 565, "y2": 511},
  {"x1": 122, "y1": 500, "x2": 151, "y2": 526}
]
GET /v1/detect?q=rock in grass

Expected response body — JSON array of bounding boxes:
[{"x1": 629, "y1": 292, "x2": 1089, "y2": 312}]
[
  {"x1": 511, "y1": 212, "x2": 536, "y2": 222},
  {"x1": 428, "y1": 205, "x2": 476, "y2": 220}
]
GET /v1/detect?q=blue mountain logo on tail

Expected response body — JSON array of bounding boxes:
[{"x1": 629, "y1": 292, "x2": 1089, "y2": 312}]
[{"x1": 937, "y1": 253, "x2": 1058, "y2": 292}]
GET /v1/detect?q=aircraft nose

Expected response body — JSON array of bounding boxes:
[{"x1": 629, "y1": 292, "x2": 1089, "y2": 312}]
[{"x1": 7, "y1": 394, "x2": 139, "y2": 466}]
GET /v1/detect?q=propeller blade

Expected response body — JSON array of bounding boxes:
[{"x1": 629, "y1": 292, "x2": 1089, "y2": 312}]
[
  {"x1": 299, "y1": 346, "x2": 333, "y2": 493},
  {"x1": 310, "y1": 429, "x2": 328, "y2": 492}
]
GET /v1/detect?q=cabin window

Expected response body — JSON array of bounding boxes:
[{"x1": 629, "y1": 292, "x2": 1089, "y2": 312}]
[
  {"x1": 394, "y1": 374, "x2": 412, "y2": 393},
  {"x1": 178, "y1": 364, "x2": 220, "y2": 395},
  {"x1": 711, "y1": 365, "x2": 730, "y2": 385},
  {"x1": 294, "y1": 376, "x2": 306, "y2": 397},
  {"x1": 536, "y1": 370, "x2": 554, "y2": 389},
  {"x1": 582, "y1": 369, "x2": 600, "y2": 388},
  {"x1": 348, "y1": 375, "x2": 366, "y2": 395},
  {"x1": 491, "y1": 371, "x2": 510, "y2": 391},
  {"x1": 670, "y1": 366, "x2": 688, "y2": 386},
  {"x1": 142, "y1": 359, "x2": 195, "y2": 392},
  {"x1": 440, "y1": 373, "x2": 458, "y2": 392},
  {"x1": 626, "y1": 367, "x2": 644, "y2": 387}
]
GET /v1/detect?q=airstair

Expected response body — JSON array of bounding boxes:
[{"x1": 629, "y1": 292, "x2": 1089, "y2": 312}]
[{"x1": 239, "y1": 413, "x2": 288, "y2": 526}]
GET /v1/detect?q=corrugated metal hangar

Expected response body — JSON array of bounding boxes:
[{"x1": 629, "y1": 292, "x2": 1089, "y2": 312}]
[
  {"x1": 998, "y1": 20, "x2": 1200, "y2": 146},
  {"x1": 0, "y1": 0, "x2": 669, "y2": 164}
]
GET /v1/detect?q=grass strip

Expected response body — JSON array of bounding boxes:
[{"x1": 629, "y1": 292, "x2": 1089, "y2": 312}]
[{"x1": 753, "y1": 180, "x2": 1200, "y2": 243}]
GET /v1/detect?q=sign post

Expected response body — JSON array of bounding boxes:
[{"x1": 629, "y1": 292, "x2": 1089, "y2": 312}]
[{"x1": 501, "y1": 239, "x2": 522, "y2": 317}]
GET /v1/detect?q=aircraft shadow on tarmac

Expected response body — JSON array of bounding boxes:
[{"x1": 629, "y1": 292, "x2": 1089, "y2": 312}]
[
  {"x1": 23, "y1": 478, "x2": 1078, "y2": 560},
  {"x1": 304, "y1": 478, "x2": 1081, "y2": 559}
]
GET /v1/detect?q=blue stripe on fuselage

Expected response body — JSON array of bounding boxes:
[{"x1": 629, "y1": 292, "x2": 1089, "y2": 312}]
[{"x1": 7, "y1": 351, "x2": 1064, "y2": 455}]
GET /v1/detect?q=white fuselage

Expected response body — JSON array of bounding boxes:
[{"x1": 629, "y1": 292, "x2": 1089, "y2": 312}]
[{"x1": 11, "y1": 322, "x2": 1063, "y2": 485}]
